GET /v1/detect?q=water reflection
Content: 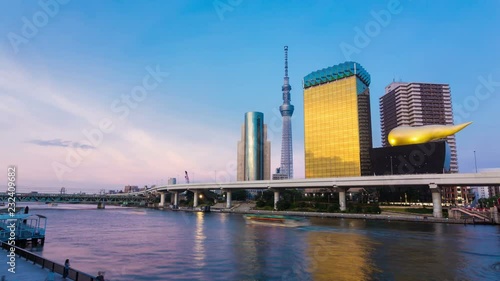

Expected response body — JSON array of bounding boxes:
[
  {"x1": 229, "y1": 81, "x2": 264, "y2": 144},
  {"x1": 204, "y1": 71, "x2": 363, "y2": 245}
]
[
  {"x1": 28, "y1": 207, "x2": 500, "y2": 281},
  {"x1": 234, "y1": 223, "x2": 260, "y2": 279},
  {"x1": 193, "y1": 212, "x2": 206, "y2": 267},
  {"x1": 235, "y1": 223, "x2": 312, "y2": 280},
  {"x1": 219, "y1": 212, "x2": 228, "y2": 223},
  {"x1": 306, "y1": 230, "x2": 378, "y2": 281},
  {"x1": 369, "y1": 223, "x2": 464, "y2": 281}
]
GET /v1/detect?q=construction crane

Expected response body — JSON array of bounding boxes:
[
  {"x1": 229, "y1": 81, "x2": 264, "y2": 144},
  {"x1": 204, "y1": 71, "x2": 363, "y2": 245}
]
[{"x1": 185, "y1": 171, "x2": 190, "y2": 184}]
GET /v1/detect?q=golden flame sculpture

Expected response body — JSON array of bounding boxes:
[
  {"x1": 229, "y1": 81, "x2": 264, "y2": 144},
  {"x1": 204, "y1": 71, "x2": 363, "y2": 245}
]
[{"x1": 388, "y1": 122, "x2": 472, "y2": 146}]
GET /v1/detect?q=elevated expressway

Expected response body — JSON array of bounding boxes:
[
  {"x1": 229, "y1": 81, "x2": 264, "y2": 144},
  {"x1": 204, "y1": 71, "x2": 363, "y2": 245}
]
[{"x1": 153, "y1": 172, "x2": 500, "y2": 218}]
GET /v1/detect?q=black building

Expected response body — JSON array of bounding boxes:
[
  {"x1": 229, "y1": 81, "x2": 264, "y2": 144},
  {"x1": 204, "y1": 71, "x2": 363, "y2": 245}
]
[{"x1": 371, "y1": 141, "x2": 451, "y2": 175}]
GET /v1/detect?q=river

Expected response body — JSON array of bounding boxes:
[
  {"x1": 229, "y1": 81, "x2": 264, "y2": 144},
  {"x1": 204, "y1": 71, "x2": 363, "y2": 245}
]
[{"x1": 19, "y1": 204, "x2": 500, "y2": 281}]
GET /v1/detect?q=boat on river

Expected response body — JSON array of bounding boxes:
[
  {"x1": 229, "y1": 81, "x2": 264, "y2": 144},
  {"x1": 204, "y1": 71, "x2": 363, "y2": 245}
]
[
  {"x1": 243, "y1": 214, "x2": 309, "y2": 227},
  {"x1": 0, "y1": 213, "x2": 47, "y2": 246}
]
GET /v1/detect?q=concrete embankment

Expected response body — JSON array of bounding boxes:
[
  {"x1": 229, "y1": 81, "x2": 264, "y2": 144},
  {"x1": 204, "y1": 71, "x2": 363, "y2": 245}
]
[
  {"x1": 167, "y1": 206, "x2": 497, "y2": 225},
  {"x1": 224, "y1": 209, "x2": 465, "y2": 224}
]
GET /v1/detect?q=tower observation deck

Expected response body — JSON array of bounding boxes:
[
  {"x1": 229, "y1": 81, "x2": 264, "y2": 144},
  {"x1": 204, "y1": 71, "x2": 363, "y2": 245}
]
[{"x1": 279, "y1": 46, "x2": 294, "y2": 179}]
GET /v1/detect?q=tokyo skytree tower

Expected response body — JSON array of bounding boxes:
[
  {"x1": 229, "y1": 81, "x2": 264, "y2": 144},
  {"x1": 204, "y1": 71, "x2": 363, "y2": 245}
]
[{"x1": 279, "y1": 46, "x2": 294, "y2": 179}]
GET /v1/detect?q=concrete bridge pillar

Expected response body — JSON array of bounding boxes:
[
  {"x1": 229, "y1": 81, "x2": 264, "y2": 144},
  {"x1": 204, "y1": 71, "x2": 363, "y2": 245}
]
[
  {"x1": 491, "y1": 207, "x2": 499, "y2": 224},
  {"x1": 430, "y1": 184, "x2": 442, "y2": 218},
  {"x1": 339, "y1": 188, "x2": 347, "y2": 211},
  {"x1": 173, "y1": 191, "x2": 179, "y2": 208},
  {"x1": 159, "y1": 192, "x2": 165, "y2": 207},
  {"x1": 274, "y1": 190, "x2": 280, "y2": 210},
  {"x1": 97, "y1": 201, "x2": 105, "y2": 209},
  {"x1": 226, "y1": 191, "x2": 232, "y2": 209},
  {"x1": 193, "y1": 190, "x2": 199, "y2": 208}
]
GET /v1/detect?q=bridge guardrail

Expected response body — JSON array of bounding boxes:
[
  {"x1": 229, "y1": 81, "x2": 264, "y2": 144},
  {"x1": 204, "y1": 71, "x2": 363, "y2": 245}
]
[{"x1": 450, "y1": 207, "x2": 491, "y2": 222}]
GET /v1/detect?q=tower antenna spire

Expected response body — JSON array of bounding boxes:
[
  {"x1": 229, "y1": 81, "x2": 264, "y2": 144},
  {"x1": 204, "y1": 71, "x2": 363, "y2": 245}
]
[{"x1": 284, "y1": 46, "x2": 288, "y2": 77}]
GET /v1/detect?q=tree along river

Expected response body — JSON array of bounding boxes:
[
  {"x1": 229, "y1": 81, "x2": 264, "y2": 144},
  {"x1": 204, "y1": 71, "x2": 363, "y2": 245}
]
[{"x1": 19, "y1": 204, "x2": 500, "y2": 281}]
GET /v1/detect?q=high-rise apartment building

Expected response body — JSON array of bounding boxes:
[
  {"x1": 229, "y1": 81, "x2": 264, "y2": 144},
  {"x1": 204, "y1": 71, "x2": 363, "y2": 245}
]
[
  {"x1": 237, "y1": 112, "x2": 271, "y2": 181},
  {"x1": 380, "y1": 82, "x2": 458, "y2": 172},
  {"x1": 473, "y1": 186, "x2": 490, "y2": 199},
  {"x1": 303, "y1": 62, "x2": 373, "y2": 178}
]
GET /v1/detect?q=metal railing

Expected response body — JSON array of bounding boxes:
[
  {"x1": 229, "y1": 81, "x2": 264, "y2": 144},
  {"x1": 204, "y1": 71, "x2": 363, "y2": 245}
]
[
  {"x1": 450, "y1": 207, "x2": 491, "y2": 221},
  {"x1": 1, "y1": 242, "x2": 96, "y2": 281}
]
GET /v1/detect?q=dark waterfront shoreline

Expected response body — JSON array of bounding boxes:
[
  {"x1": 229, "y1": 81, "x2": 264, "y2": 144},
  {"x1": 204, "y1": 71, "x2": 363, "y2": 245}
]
[{"x1": 159, "y1": 206, "x2": 498, "y2": 225}]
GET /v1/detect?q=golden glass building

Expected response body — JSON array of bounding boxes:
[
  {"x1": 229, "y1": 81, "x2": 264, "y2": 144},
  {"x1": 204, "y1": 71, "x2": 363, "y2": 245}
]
[{"x1": 303, "y1": 62, "x2": 372, "y2": 178}]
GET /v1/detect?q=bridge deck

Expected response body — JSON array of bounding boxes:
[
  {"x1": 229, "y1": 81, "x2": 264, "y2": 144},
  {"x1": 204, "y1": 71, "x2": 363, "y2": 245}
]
[{"x1": 0, "y1": 193, "x2": 158, "y2": 204}]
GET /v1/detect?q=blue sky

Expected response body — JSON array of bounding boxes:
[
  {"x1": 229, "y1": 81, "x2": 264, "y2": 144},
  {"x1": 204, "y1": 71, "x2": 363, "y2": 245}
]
[{"x1": 1, "y1": 0, "x2": 499, "y2": 192}]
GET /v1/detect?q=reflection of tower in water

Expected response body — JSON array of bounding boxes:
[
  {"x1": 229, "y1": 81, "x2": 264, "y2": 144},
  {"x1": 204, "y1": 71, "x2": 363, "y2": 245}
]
[
  {"x1": 231, "y1": 224, "x2": 260, "y2": 279},
  {"x1": 307, "y1": 231, "x2": 378, "y2": 281}
]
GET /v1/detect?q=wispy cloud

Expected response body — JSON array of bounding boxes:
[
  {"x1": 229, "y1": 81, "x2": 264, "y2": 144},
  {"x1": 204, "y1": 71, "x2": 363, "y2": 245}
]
[
  {"x1": 28, "y1": 139, "x2": 95, "y2": 149},
  {"x1": 0, "y1": 54, "x2": 241, "y2": 188}
]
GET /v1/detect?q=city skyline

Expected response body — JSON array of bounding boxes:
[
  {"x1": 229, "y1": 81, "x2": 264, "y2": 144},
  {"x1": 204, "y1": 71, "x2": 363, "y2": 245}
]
[{"x1": 1, "y1": 1, "x2": 500, "y2": 192}]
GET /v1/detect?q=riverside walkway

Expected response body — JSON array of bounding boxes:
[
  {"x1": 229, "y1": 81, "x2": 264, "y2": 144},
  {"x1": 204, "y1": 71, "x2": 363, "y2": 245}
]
[
  {"x1": 1, "y1": 242, "x2": 97, "y2": 281},
  {"x1": 0, "y1": 252, "x2": 65, "y2": 280}
]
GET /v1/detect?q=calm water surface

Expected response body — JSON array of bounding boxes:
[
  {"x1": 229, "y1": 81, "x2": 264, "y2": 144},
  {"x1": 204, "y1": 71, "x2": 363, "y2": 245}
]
[{"x1": 21, "y1": 204, "x2": 500, "y2": 281}]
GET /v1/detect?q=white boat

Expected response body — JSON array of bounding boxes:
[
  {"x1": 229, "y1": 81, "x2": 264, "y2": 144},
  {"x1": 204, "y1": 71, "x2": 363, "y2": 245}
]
[{"x1": 244, "y1": 214, "x2": 310, "y2": 227}]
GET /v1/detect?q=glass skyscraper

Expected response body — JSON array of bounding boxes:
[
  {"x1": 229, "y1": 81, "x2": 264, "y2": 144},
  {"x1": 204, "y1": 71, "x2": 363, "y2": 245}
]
[
  {"x1": 237, "y1": 112, "x2": 271, "y2": 181},
  {"x1": 303, "y1": 62, "x2": 373, "y2": 178}
]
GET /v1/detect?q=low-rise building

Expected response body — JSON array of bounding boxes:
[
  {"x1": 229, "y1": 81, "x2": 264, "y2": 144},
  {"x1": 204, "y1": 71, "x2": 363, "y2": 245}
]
[{"x1": 124, "y1": 185, "x2": 139, "y2": 193}]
